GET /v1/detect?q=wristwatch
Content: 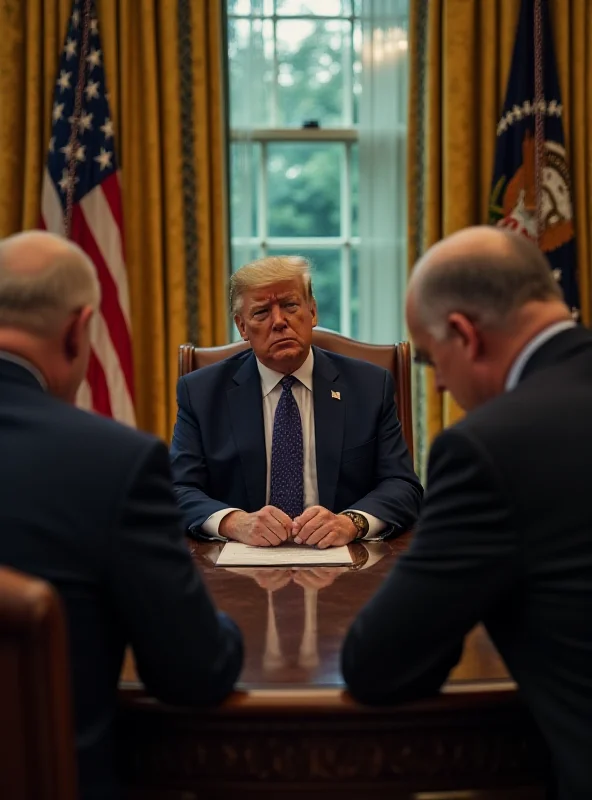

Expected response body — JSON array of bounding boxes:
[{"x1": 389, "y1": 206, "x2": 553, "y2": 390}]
[{"x1": 339, "y1": 510, "x2": 369, "y2": 540}]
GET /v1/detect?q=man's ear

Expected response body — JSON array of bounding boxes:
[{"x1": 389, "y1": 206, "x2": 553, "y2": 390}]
[
  {"x1": 447, "y1": 312, "x2": 481, "y2": 359},
  {"x1": 234, "y1": 313, "x2": 249, "y2": 342},
  {"x1": 64, "y1": 306, "x2": 93, "y2": 362}
]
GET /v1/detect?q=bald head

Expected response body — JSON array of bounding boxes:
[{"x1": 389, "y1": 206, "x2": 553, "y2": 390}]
[
  {"x1": 0, "y1": 231, "x2": 100, "y2": 336},
  {"x1": 408, "y1": 226, "x2": 565, "y2": 340}
]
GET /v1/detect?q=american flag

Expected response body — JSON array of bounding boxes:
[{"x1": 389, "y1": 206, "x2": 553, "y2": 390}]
[{"x1": 40, "y1": 0, "x2": 135, "y2": 425}]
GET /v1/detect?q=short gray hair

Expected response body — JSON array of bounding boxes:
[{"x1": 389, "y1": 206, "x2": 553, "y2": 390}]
[
  {"x1": 230, "y1": 255, "x2": 314, "y2": 314},
  {"x1": 0, "y1": 231, "x2": 101, "y2": 336},
  {"x1": 413, "y1": 228, "x2": 564, "y2": 340}
]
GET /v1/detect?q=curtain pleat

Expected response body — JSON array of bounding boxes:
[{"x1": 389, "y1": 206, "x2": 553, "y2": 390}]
[{"x1": 191, "y1": 1, "x2": 230, "y2": 348}]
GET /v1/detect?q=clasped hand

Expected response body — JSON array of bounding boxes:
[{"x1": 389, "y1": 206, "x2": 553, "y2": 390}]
[{"x1": 220, "y1": 505, "x2": 358, "y2": 549}]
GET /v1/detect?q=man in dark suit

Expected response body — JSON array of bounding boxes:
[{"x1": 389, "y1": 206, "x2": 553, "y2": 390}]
[
  {"x1": 342, "y1": 226, "x2": 592, "y2": 799},
  {"x1": 171, "y1": 255, "x2": 422, "y2": 548},
  {"x1": 0, "y1": 231, "x2": 243, "y2": 800}
]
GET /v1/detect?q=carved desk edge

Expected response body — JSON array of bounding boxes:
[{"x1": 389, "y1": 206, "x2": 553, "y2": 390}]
[{"x1": 116, "y1": 682, "x2": 548, "y2": 793}]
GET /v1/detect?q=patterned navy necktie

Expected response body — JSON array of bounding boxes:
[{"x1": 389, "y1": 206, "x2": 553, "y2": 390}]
[{"x1": 269, "y1": 375, "x2": 304, "y2": 519}]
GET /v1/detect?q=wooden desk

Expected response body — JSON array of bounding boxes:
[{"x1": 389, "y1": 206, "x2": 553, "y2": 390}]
[{"x1": 117, "y1": 537, "x2": 549, "y2": 799}]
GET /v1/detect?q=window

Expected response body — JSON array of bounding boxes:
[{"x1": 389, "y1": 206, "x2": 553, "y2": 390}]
[
  {"x1": 227, "y1": 0, "x2": 360, "y2": 336},
  {"x1": 226, "y1": 0, "x2": 409, "y2": 343}
]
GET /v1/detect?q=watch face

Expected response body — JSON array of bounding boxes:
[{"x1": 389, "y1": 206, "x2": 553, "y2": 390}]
[{"x1": 346, "y1": 511, "x2": 368, "y2": 534}]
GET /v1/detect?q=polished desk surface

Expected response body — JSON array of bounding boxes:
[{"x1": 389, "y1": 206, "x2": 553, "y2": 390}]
[
  {"x1": 121, "y1": 534, "x2": 509, "y2": 696},
  {"x1": 118, "y1": 536, "x2": 547, "y2": 799}
]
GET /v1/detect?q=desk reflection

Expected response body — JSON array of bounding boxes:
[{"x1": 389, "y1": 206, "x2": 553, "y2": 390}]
[
  {"x1": 193, "y1": 542, "x2": 390, "y2": 686},
  {"x1": 223, "y1": 566, "x2": 347, "y2": 673},
  {"x1": 121, "y1": 538, "x2": 507, "y2": 688},
  {"x1": 118, "y1": 538, "x2": 544, "y2": 800}
]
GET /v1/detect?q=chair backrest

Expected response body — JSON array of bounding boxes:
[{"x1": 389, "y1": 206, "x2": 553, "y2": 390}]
[
  {"x1": 0, "y1": 568, "x2": 77, "y2": 800},
  {"x1": 178, "y1": 328, "x2": 413, "y2": 459}
]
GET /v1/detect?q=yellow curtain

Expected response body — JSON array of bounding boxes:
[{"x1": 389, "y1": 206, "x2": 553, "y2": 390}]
[
  {"x1": 408, "y1": 0, "x2": 592, "y2": 455},
  {"x1": 191, "y1": 2, "x2": 230, "y2": 349},
  {"x1": 0, "y1": 0, "x2": 228, "y2": 439}
]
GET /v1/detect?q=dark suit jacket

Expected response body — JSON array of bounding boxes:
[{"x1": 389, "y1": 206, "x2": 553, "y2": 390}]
[
  {"x1": 342, "y1": 325, "x2": 592, "y2": 800},
  {"x1": 170, "y1": 346, "x2": 422, "y2": 534},
  {"x1": 0, "y1": 358, "x2": 243, "y2": 800}
]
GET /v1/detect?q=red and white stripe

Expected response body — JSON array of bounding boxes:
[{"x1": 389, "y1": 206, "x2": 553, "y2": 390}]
[{"x1": 41, "y1": 170, "x2": 136, "y2": 426}]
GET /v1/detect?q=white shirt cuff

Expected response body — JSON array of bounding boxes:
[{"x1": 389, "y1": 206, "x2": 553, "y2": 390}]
[{"x1": 201, "y1": 507, "x2": 242, "y2": 538}]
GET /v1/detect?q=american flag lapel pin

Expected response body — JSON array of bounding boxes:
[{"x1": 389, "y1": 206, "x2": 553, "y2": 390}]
[{"x1": 331, "y1": 390, "x2": 341, "y2": 400}]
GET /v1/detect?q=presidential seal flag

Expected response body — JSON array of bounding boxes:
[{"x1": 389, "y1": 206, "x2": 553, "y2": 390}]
[
  {"x1": 40, "y1": 0, "x2": 136, "y2": 425},
  {"x1": 488, "y1": 0, "x2": 580, "y2": 317}
]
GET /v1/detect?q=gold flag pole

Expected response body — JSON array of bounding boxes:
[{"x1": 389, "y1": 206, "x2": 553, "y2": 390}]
[
  {"x1": 533, "y1": 0, "x2": 545, "y2": 246},
  {"x1": 64, "y1": 0, "x2": 92, "y2": 238}
]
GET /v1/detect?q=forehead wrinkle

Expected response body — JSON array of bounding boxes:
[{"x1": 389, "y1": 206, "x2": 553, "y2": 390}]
[
  {"x1": 250, "y1": 289, "x2": 300, "y2": 306},
  {"x1": 249, "y1": 293, "x2": 276, "y2": 310}
]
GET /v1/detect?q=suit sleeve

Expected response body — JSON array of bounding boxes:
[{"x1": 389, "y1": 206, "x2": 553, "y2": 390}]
[
  {"x1": 348, "y1": 371, "x2": 423, "y2": 533},
  {"x1": 341, "y1": 427, "x2": 520, "y2": 705},
  {"x1": 108, "y1": 439, "x2": 243, "y2": 706},
  {"x1": 170, "y1": 377, "x2": 235, "y2": 534}
]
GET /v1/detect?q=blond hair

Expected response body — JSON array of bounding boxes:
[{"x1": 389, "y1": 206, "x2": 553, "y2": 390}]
[
  {"x1": 0, "y1": 231, "x2": 101, "y2": 336},
  {"x1": 230, "y1": 255, "x2": 314, "y2": 314}
]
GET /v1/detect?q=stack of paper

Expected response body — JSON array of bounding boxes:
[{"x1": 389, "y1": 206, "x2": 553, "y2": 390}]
[{"x1": 215, "y1": 542, "x2": 353, "y2": 567}]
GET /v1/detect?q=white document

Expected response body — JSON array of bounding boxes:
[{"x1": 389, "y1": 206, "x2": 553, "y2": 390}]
[{"x1": 215, "y1": 542, "x2": 353, "y2": 568}]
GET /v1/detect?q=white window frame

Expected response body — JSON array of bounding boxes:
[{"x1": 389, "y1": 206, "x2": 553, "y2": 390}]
[
  {"x1": 230, "y1": 128, "x2": 359, "y2": 336},
  {"x1": 227, "y1": 4, "x2": 361, "y2": 338}
]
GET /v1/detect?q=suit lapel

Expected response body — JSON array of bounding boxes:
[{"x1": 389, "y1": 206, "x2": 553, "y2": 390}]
[
  {"x1": 227, "y1": 353, "x2": 267, "y2": 511},
  {"x1": 312, "y1": 347, "x2": 345, "y2": 511}
]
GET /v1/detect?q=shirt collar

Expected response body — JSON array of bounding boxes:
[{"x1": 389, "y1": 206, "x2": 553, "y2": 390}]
[
  {"x1": 505, "y1": 320, "x2": 576, "y2": 391},
  {"x1": 257, "y1": 347, "x2": 314, "y2": 397},
  {"x1": 0, "y1": 350, "x2": 48, "y2": 391}
]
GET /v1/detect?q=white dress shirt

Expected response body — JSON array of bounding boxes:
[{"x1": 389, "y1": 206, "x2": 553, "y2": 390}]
[
  {"x1": 202, "y1": 348, "x2": 386, "y2": 539},
  {"x1": 504, "y1": 320, "x2": 576, "y2": 391}
]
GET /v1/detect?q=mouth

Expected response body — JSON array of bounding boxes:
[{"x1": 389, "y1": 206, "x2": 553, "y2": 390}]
[{"x1": 271, "y1": 338, "x2": 297, "y2": 347}]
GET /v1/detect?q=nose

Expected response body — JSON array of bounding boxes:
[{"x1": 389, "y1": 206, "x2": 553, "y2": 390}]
[{"x1": 270, "y1": 304, "x2": 287, "y2": 329}]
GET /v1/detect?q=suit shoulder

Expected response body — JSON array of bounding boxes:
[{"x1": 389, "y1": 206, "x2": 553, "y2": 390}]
[
  {"x1": 316, "y1": 348, "x2": 390, "y2": 381},
  {"x1": 49, "y1": 397, "x2": 162, "y2": 461},
  {"x1": 449, "y1": 387, "x2": 542, "y2": 460},
  {"x1": 179, "y1": 348, "x2": 252, "y2": 391},
  {"x1": 430, "y1": 420, "x2": 494, "y2": 463}
]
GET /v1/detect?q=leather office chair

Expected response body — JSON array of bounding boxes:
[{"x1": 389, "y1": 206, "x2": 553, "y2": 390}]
[
  {"x1": 178, "y1": 328, "x2": 414, "y2": 460},
  {"x1": 0, "y1": 567, "x2": 77, "y2": 800}
]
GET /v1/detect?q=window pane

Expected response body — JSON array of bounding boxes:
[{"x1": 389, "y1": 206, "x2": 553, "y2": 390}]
[
  {"x1": 267, "y1": 143, "x2": 341, "y2": 237},
  {"x1": 227, "y1": 0, "x2": 252, "y2": 14},
  {"x1": 276, "y1": 20, "x2": 350, "y2": 127},
  {"x1": 232, "y1": 243, "x2": 262, "y2": 273},
  {"x1": 276, "y1": 0, "x2": 345, "y2": 15},
  {"x1": 352, "y1": 19, "x2": 361, "y2": 124},
  {"x1": 351, "y1": 142, "x2": 359, "y2": 237},
  {"x1": 230, "y1": 143, "x2": 259, "y2": 237},
  {"x1": 227, "y1": 0, "x2": 274, "y2": 15},
  {"x1": 267, "y1": 247, "x2": 341, "y2": 332},
  {"x1": 228, "y1": 18, "x2": 275, "y2": 127},
  {"x1": 350, "y1": 246, "x2": 359, "y2": 338}
]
